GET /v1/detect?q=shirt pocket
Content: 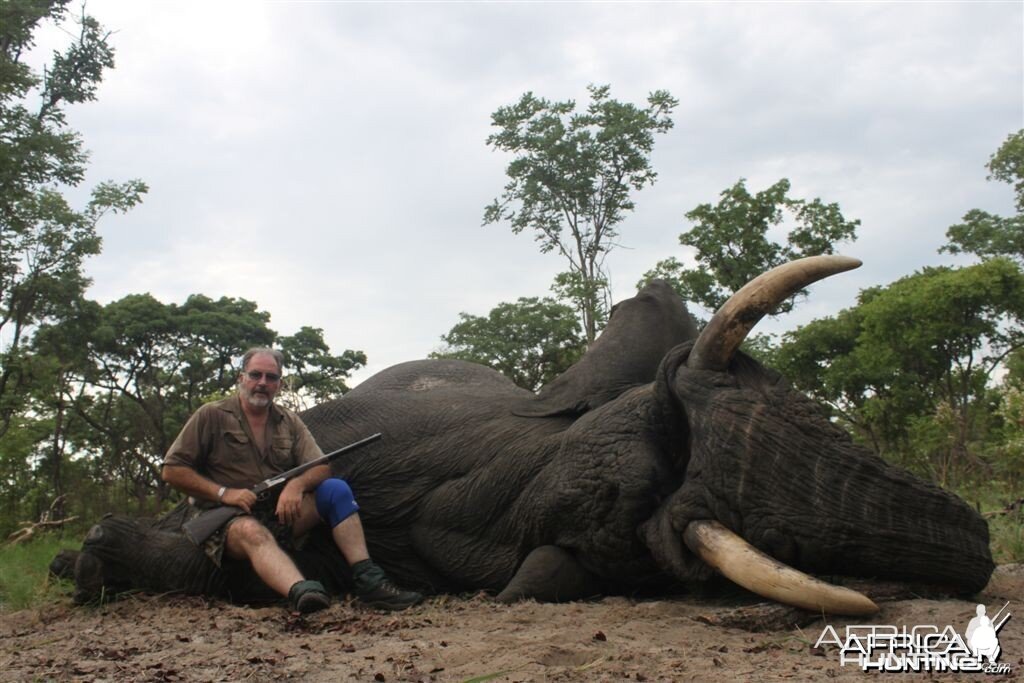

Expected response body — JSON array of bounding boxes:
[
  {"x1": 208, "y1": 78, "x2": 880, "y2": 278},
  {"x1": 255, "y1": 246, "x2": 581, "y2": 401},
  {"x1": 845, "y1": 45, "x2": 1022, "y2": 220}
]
[
  {"x1": 223, "y1": 429, "x2": 250, "y2": 446},
  {"x1": 270, "y1": 435, "x2": 295, "y2": 469},
  {"x1": 207, "y1": 429, "x2": 252, "y2": 472}
]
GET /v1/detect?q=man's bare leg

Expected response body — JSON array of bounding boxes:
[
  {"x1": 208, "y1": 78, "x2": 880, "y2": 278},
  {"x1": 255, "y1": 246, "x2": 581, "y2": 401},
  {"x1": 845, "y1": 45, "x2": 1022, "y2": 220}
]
[
  {"x1": 330, "y1": 514, "x2": 371, "y2": 564},
  {"x1": 292, "y1": 493, "x2": 370, "y2": 564},
  {"x1": 225, "y1": 517, "x2": 304, "y2": 597},
  {"x1": 292, "y1": 491, "x2": 422, "y2": 610}
]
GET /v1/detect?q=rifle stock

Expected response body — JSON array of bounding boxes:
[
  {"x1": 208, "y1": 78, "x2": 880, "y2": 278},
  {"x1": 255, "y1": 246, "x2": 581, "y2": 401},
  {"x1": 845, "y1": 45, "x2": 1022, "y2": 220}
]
[
  {"x1": 181, "y1": 433, "x2": 382, "y2": 545},
  {"x1": 183, "y1": 505, "x2": 246, "y2": 545}
]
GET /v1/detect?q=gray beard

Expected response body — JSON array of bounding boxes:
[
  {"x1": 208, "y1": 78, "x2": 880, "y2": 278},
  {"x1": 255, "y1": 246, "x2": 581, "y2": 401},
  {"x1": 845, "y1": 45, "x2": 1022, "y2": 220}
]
[{"x1": 243, "y1": 391, "x2": 271, "y2": 408}]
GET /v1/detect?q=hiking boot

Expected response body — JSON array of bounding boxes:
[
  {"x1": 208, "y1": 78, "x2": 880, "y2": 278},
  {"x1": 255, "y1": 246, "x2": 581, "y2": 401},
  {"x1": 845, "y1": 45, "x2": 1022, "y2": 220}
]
[
  {"x1": 357, "y1": 577, "x2": 424, "y2": 611},
  {"x1": 352, "y1": 559, "x2": 423, "y2": 611},
  {"x1": 288, "y1": 579, "x2": 331, "y2": 614}
]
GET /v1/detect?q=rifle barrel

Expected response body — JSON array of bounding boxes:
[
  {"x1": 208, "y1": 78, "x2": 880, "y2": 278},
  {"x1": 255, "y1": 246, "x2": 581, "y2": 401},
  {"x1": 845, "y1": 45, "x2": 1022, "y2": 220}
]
[{"x1": 252, "y1": 432, "x2": 382, "y2": 494}]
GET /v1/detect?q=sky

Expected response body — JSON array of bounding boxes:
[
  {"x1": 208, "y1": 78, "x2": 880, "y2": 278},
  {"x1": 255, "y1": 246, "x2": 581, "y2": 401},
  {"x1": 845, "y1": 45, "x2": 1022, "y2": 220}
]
[{"x1": 29, "y1": 0, "x2": 1024, "y2": 385}]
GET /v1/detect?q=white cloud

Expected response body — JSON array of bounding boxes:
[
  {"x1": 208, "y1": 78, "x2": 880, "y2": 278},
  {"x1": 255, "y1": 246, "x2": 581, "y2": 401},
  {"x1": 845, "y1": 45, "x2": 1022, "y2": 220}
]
[{"x1": 26, "y1": 0, "x2": 1021, "y2": 384}]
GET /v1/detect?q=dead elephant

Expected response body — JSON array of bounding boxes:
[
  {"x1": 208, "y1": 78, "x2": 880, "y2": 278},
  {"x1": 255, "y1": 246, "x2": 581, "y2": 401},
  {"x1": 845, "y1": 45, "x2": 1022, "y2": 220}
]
[{"x1": 70, "y1": 256, "x2": 994, "y2": 615}]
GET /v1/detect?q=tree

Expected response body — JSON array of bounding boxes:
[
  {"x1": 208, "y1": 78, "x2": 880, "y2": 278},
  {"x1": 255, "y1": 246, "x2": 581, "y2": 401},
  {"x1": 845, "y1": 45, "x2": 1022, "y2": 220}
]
[
  {"x1": 484, "y1": 84, "x2": 678, "y2": 343},
  {"x1": 0, "y1": 1, "x2": 147, "y2": 438},
  {"x1": 941, "y1": 129, "x2": 1024, "y2": 264},
  {"x1": 994, "y1": 381, "x2": 1024, "y2": 486},
  {"x1": 773, "y1": 259, "x2": 1024, "y2": 485},
  {"x1": 642, "y1": 178, "x2": 859, "y2": 315},
  {"x1": 987, "y1": 129, "x2": 1024, "y2": 211},
  {"x1": 277, "y1": 326, "x2": 366, "y2": 411},
  {"x1": 34, "y1": 294, "x2": 275, "y2": 510},
  {"x1": 27, "y1": 294, "x2": 366, "y2": 513},
  {"x1": 431, "y1": 297, "x2": 585, "y2": 392}
]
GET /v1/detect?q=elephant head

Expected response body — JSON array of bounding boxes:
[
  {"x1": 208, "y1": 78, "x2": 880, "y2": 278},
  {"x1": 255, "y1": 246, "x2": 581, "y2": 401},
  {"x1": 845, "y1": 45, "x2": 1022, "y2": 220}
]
[{"x1": 636, "y1": 256, "x2": 992, "y2": 614}]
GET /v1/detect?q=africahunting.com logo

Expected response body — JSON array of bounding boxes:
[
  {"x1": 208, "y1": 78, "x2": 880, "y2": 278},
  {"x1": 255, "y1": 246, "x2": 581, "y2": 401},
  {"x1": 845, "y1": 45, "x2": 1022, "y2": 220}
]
[{"x1": 814, "y1": 602, "x2": 1012, "y2": 674}]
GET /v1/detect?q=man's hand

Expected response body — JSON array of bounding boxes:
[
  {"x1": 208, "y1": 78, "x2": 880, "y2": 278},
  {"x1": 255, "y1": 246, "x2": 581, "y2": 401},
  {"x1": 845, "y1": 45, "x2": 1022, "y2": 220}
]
[
  {"x1": 276, "y1": 479, "x2": 305, "y2": 526},
  {"x1": 222, "y1": 488, "x2": 257, "y2": 513}
]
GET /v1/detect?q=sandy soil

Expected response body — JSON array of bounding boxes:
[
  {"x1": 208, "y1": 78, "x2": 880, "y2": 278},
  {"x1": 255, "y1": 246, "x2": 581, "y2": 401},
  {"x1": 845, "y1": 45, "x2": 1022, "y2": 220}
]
[{"x1": 2, "y1": 574, "x2": 1021, "y2": 683}]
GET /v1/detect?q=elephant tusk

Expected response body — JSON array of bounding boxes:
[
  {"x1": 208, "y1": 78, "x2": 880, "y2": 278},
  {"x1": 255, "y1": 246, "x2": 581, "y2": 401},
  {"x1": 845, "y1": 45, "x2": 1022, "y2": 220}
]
[
  {"x1": 683, "y1": 519, "x2": 879, "y2": 616},
  {"x1": 687, "y1": 255, "x2": 862, "y2": 372}
]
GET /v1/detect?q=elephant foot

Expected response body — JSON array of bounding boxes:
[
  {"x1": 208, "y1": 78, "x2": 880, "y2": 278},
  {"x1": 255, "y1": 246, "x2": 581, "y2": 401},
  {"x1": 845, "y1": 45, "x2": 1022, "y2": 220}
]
[{"x1": 496, "y1": 545, "x2": 603, "y2": 603}]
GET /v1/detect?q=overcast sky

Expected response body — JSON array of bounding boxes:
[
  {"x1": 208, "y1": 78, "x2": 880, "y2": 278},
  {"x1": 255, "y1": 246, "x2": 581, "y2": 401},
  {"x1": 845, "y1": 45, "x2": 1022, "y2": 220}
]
[{"x1": 31, "y1": 1, "x2": 1024, "y2": 384}]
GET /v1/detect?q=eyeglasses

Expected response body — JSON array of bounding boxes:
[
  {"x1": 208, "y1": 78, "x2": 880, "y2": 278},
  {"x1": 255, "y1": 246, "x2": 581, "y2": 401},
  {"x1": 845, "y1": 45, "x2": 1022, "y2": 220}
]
[{"x1": 245, "y1": 371, "x2": 281, "y2": 383}]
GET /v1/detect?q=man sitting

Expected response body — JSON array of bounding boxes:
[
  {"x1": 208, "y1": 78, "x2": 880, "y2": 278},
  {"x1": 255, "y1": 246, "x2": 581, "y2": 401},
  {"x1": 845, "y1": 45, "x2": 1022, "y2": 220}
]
[{"x1": 162, "y1": 347, "x2": 422, "y2": 613}]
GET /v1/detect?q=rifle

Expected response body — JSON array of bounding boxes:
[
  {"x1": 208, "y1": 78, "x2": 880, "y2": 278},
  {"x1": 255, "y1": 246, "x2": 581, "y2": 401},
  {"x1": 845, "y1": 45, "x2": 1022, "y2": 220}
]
[{"x1": 182, "y1": 432, "x2": 382, "y2": 545}]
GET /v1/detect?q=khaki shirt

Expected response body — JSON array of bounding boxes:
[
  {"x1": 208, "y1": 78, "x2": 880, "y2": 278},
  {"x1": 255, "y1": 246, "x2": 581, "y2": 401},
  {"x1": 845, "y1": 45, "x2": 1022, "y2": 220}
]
[{"x1": 163, "y1": 396, "x2": 324, "y2": 489}]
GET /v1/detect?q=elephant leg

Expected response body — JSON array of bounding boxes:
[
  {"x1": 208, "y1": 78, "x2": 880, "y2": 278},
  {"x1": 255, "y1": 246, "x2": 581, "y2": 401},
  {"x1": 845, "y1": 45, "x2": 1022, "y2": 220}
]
[{"x1": 495, "y1": 545, "x2": 603, "y2": 603}]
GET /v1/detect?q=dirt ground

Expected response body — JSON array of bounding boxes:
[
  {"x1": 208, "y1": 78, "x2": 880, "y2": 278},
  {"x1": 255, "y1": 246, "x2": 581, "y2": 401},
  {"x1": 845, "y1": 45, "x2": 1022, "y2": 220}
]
[{"x1": 2, "y1": 569, "x2": 1021, "y2": 682}]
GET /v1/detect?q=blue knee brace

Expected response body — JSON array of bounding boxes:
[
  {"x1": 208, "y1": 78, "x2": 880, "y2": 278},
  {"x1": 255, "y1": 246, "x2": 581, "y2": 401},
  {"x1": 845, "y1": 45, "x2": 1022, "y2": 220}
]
[{"x1": 314, "y1": 478, "x2": 360, "y2": 528}]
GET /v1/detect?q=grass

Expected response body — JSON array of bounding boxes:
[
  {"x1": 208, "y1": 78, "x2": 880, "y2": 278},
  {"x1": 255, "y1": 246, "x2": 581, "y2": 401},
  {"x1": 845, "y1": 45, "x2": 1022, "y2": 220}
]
[
  {"x1": 987, "y1": 510, "x2": 1024, "y2": 565},
  {"x1": 954, "y1": 480, "x2": 1024, "y2": 565},
  {"x1": 0, "y1": 534, "x2": 80, "y2": 612}
]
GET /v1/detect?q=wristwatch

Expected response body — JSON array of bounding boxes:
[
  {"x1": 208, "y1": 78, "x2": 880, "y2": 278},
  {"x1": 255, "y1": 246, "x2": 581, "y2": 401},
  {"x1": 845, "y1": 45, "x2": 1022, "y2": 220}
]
[{"x1": 217, "y1": 486, "x2": 227, "y2": 502}]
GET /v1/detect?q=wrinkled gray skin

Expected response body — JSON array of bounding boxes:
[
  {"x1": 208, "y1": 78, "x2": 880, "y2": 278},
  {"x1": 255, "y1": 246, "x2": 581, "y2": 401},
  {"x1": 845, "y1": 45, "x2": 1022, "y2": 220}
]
[
  {"x1": 297, "y1": 280, "x2": 992, "y2": 601},
  {"x1": 73, "y1": 280, "x2": 993, "y2": 606}
]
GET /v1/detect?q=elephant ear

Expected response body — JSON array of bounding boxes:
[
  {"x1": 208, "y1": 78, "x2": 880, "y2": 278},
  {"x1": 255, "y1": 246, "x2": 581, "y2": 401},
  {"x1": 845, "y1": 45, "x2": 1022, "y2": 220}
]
[{"x1": 514, "y1": 280, "x2": 699, "y2": 417}]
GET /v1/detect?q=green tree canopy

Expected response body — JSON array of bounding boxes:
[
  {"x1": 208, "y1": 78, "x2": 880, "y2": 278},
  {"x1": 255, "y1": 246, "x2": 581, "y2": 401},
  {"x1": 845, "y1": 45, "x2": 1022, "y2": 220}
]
[
  {"x1": 19, "y1": 294, "x2": 366, "y2": 514},
  {"x1": 29, "y1": 293, "x2": 276, "y2": 508},
  {"x1": 484, "y1": 84, "x2": 678, "y2": 343},
  {"x1": 642, "y1": 178, "x2": 859, "y2": 315},
  {"x1": 941, "y1": 129, "x2": 1024, "y2": 264},
  {"x1": 277, "y1": 326, "x2": 366, "y2": 411},
  {"x1": 0, "y1": 1, "x2": 147, "y2": 437},
  {"x1": 773, "y1": 258, "x2": 1024, "y2": 484},
  {"x1": 987, "y1": 129, "x2": 1024, "y2": 212},
  {"x1": 431, "y1": 297, "x2": 585, "y2": 392}
]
